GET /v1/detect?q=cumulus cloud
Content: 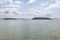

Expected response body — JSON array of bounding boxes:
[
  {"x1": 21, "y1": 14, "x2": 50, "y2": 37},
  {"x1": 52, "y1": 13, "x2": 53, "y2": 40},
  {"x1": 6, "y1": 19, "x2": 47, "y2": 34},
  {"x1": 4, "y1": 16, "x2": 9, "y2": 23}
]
[
  {"x1": 0, "y1": 0, "x2": 21, "y2": 5},
  {"x1": 0, "y1": 0, "x2": 60, "y2": 18},
  {"x1": 0, "y1": 0, "x2": 22, "y2": 18},
  {"x1": 8, "y1": 0, "x2": 21, "y2": 7},
  {"x1": 8, "y1": 0, "x2": 13, "y2": 4},
  {"x1": 27, "y1": 0, "x2": 60, "y2": 18},
  {"x1": 0, "y1": 0, "x2": 21, "y2": 8},
  {"x1": 0, "y1": 1, "x2": 4, "y2": 4},
  {"x1": 40, "y1": 2, "x2": 49, "y2": 6},
  {"x1": 28, "y1": 0, "x2": 36, "y2": 4},
  {"x1": 14, "y1": 1, "x2": 21, "y2": 4},
  {"x1": 0, "y1": 8, "x2": 23, "y2": 18},
  {"x1": 0, "y1": 0, "x2": 32, "y2": 18},
  {"x1": 40, "y1": 0, "x2": 60, "y2": 18}
]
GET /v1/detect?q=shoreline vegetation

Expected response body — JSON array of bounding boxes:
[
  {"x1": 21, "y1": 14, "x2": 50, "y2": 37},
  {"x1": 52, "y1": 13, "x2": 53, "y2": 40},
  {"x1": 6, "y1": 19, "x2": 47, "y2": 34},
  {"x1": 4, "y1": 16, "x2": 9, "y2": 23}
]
[
  {"x1": 0, "y1": 18, "x2": 29, "y2": 20},
  {"x1": 32, "y1": 17, "x2": 52, "y2": 20},
  {"x1": 0, "y1": 17, "x2": 52, "y2": 20}
]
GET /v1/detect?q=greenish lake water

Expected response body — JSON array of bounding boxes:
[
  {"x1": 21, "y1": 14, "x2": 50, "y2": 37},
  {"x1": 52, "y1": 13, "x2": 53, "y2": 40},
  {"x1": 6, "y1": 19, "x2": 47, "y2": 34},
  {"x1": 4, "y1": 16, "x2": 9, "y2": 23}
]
[{"x1": 0, "y1": 19, "x2": 60, "y2": 40}]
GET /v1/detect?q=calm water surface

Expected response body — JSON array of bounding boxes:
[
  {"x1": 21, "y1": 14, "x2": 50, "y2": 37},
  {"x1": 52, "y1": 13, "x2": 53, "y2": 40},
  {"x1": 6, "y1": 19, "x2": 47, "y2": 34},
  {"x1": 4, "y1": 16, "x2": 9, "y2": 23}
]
[{"x1": 0, "y1": 19, "x2": 60, "y2": 40}]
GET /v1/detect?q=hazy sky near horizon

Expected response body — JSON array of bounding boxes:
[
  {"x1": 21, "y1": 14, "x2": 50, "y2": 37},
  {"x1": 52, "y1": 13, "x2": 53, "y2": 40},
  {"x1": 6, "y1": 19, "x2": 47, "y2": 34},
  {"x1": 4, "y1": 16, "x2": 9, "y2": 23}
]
[{"x1": 0, "y1": 0, "x2": 60, "y2": 18}]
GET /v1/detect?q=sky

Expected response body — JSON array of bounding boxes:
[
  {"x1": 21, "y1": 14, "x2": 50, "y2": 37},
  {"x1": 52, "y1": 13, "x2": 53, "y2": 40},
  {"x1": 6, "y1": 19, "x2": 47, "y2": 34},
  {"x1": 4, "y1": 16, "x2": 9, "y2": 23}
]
[{"x1": 0, "y1": 0, "x2": 60, "y2": 18}]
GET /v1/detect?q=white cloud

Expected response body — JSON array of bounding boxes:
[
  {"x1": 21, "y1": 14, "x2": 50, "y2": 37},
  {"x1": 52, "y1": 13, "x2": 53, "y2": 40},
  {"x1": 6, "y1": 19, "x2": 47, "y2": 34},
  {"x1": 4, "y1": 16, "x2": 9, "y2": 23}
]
[
  {"x1": 7, "y1": 4, "x2": 20, "y2": 8},
  {"x1": 0, "y1": 8, "x2": 22, "y2": 18},
  {"x1": 41, "y1": 0, "x2": 60, "y2": 12},
  {"x1": 14, "y1": 1, "x2": 21, "y2": 4},
  {"x1": 0, "y1": 1, "x2": 4, "y2": 4},
  {"x1": 40, "y1": 4, "x2": 47, "y2": 6},
  {"x1": 8, "y1": 0, "x2": 13, "y2": 4},
  {"x1": 0, "y1": 0, "x2": 21, "y2": 8},
  {"x1": 8, "y1": 0, "x2": 21, "y2": 7},
  {"x1": 0, "y1": 0, "x2": 60, "y2": 18},
  {"x1": 38, "y1": 0, "x2": 60, "y2": 18},
  {"x1": 0, "y1": 7, "x2": 33, "y2": 18},
  {"x1": 0, "y1": 0, "x2": 30, "y2": 18},
  {"x1": 40, "y1": 2, "x2": 49, "y2": 6},
  {"x1": 0, "y1": 0, "x2": 8, "y2": 4},
  {"x1": 28, "y1": 0, "x2": 36, "y2": 4},
  {"x1": 0, "y1": 0, "x2": 21, "y2": 5},
  {"x1": 27, "y1": 0, "x2": 60, "y2": 18}
]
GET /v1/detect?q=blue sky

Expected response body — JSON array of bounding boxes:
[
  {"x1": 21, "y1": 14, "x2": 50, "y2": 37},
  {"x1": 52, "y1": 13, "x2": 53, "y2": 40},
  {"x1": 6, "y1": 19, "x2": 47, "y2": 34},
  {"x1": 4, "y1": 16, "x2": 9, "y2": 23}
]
[{"x1": 0, "y1": 0, "x2": 60, "y2": 18}]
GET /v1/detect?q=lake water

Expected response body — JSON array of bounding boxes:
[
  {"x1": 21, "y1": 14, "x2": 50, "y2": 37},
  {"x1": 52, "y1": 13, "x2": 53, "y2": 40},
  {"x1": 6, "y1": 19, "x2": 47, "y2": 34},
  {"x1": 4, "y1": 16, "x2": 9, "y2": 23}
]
[{"x1": 0, "y1": 19, "x2": 60, "y2": 40}]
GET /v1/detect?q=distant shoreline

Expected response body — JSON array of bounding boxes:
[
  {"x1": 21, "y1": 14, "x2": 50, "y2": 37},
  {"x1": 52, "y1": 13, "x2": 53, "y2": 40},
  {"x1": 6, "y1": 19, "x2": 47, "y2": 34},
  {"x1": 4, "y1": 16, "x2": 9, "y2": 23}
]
[
  {"x1": 32, "y1": 17, "x2": 52, "y2": 20},
  {"x1": 0, "y1": 18, "x2": 29, "y2": 20},
  {"x1": 0, "y1": 18, "x2": 60, "y2": 20}
]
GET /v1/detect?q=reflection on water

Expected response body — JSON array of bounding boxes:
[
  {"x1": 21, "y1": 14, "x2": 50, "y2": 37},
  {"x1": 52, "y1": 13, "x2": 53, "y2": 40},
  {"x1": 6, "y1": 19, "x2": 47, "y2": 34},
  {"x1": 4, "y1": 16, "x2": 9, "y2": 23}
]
[{"x1": 0, "y1": 20, "x2": 60, "y2": 40}]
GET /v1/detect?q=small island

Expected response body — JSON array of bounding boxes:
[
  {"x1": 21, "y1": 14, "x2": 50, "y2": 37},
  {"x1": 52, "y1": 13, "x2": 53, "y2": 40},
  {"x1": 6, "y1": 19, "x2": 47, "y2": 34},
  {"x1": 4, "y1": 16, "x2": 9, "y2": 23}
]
[
  {"x1": 4, "y1": 18, "x2": 17, "y2": 20},
  {"x1": 32, "y1": 17, "x2": 52, "y2": 20},
  {"x1": 3, "y1": 18, "x2": 29, "y2": 20}
]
